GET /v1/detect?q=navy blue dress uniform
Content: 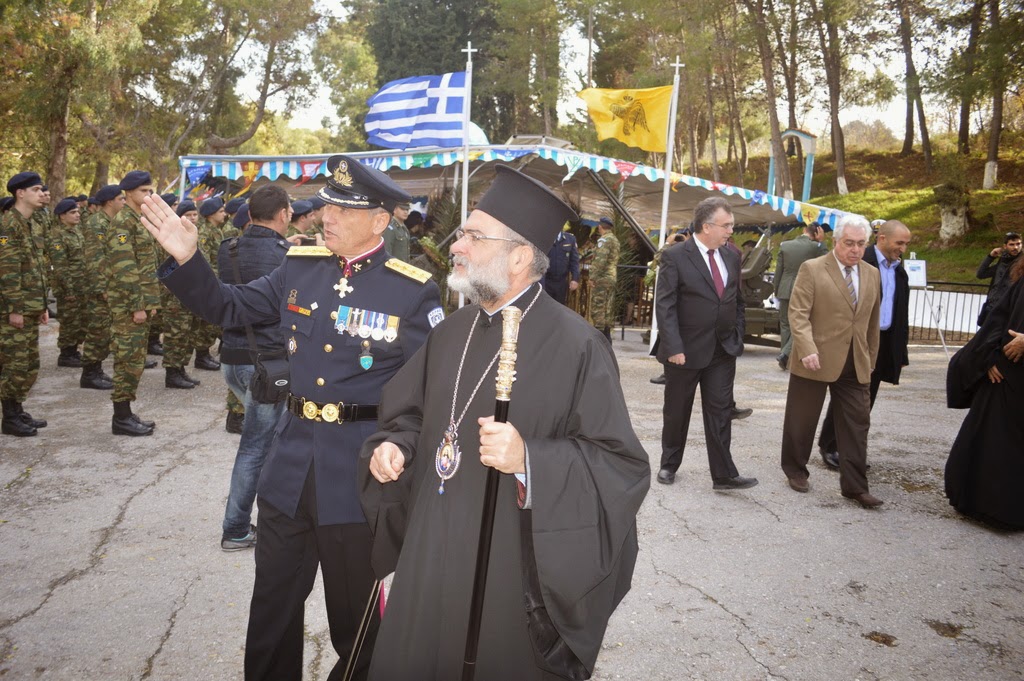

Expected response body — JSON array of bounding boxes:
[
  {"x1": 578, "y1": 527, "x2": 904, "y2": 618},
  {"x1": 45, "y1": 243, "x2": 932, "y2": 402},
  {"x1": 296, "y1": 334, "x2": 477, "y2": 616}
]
[
  {"x1": 542, "y1": 228, "x2": 580, "y2": 304},
  {"x1": 159, "y1": 155, "x2": 442, "y2": 681}
]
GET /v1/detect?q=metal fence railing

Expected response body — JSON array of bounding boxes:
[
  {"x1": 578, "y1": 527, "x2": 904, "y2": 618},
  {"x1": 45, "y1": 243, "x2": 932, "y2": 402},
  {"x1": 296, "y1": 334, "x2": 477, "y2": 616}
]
[{"x1": 908, "y1": 281, "x2": 988, "y2": 344}]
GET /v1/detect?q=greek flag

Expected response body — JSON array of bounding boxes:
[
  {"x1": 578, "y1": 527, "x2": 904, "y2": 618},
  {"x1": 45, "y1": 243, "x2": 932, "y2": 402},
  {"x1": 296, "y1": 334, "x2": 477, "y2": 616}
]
[{"x1": 364, "y1": 72, "x2": 467, "y2": 150}]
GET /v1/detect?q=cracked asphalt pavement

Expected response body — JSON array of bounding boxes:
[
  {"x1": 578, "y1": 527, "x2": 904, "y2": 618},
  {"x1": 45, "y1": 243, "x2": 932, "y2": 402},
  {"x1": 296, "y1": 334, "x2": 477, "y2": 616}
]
[{"x1": 1, "y1": 325, "x2": 1021, "y2": 680}]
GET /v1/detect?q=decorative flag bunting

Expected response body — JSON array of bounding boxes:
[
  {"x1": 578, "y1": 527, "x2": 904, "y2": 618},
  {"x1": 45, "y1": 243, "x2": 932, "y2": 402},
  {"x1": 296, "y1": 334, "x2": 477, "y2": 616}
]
[
  {"x1": 294, "y1": 161, "x2": 325, "y2": 188},
  {"x1": 578, "y1": 86, "x2": 674, "y2": 152},
  {"x1": 364, "y1": 72, "x2": 468, "y2": 150},
  {"x1": 613, "y1": 160, "x2": 637, "y2": 186}
]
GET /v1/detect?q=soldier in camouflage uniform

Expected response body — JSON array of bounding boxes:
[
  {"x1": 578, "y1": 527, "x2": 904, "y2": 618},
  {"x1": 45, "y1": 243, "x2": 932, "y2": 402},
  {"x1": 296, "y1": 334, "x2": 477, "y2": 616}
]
[
  {"x1": 161, "y1": 199, "x2": 203, "y2": 389},
  {"x1": 0, "y1": 172, "x2": 50, "y2": 437},
  {"x1": 107, "y1": 171, "x2": 161, "y2": 435},
  {"x1": 29, "y1": 185, "x2": 54, "y2": 255},
  {"x1": 193, "y1": 198, "x2": 226, "y2": 371},
  {"x1": 383, "y1": 202, "x2": 412, "y2": 262},
  {"x1": 78, "y1": 185, "x2": 123, "y2": 391},
  {"x1": 588, "y1": 216, "x2": 620, "y2": 342},
  {"x1": 49, "y1": 198, "x2": 88, "y2": 367},
  {"x1": 285, "y1": 199, "x2": 314, "y2": 239}
]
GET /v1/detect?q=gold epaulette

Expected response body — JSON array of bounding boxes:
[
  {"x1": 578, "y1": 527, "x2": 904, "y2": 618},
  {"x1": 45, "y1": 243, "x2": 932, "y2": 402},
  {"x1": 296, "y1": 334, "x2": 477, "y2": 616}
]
[
  {"x1": 286, "y1": 245, "x2": 334, "y2": 257},
  {"x1": 385, "y1": 258, "x2": 432, "y2": 283}
]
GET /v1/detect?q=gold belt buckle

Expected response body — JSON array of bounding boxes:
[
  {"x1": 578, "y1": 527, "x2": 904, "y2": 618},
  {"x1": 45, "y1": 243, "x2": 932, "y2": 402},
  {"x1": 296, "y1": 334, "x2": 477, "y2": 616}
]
[
  {"x1": 321, "y1": 402, "x2": 341, "y2": 423},
  {"x1": 302, "y1": 399, "x2": 319, "y2": 421}
]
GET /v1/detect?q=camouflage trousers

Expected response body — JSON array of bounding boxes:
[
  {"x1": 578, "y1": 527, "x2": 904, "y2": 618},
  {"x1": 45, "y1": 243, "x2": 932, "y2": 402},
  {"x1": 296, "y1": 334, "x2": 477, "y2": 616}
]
[
  {"x1": 0, "y1": 314, "x2": 42, "y2": 401},
  {"x1": 55, "y1": 291, "x2": 87, "y2": 349},
  {"x1": 193, "y1": 318, "x2": 219, "y2": 355},
  {"x1": 227, "y1": 388, "x2": 245, "y2": 415},
  {"x1": 161, "y1": 291, "x2": 196, "y2": 369},
  {"x1": 81, "y1": 297, "x2": 112, "y2": 365},
  {"x1": 591, "y1": 279, "x2": 617, "y2": 328},
  {"x1": 110, "y1": 311, "x2": 149, "y2": 403}
]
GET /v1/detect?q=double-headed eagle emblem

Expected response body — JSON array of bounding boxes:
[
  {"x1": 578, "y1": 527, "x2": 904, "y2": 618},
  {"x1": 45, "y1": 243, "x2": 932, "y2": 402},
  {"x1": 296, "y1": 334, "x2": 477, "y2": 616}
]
[{"x1": 610, "y1": 95, "x2": 650, "y2": 136}]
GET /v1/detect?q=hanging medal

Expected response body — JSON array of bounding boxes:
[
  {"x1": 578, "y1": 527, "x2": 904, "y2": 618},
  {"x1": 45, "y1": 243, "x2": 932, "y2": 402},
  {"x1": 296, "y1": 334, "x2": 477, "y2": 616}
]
[
  {"x1": 359, "y1": 340, "x2": 373, "y2": 370},
  {"x1": 435, "y1": 424, "x2": 462, "y2": 494}
]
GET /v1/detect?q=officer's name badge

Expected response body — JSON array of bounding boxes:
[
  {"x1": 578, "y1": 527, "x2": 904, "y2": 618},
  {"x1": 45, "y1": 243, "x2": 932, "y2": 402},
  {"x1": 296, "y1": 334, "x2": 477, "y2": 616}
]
[
  {"x1": 287, "y1": 304, "x2": 311, "y2": 316},
  {"x1": 335, "y1": 305, "x2": 399, "y2": 343}
]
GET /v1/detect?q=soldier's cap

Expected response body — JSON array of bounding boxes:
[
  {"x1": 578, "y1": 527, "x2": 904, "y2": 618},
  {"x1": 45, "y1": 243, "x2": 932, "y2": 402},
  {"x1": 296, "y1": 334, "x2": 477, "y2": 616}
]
[
  {"x1": 55, "y1": 198, "x2": 79, "y2": 215},
  {"x1": 225, "y1": 197, "x2": 246, "y2": 215},
  {"x1": 119, "y1": 170, "x2": 152, "y2": 191},
  {"x1": 307, "y1": 195, "x2": 325, "y2": 211},
  {"x1": 76, "y1": 194, "x2": 87, "y2": 202},
  {"x1": 199, "y1": 197, "x2": 224, "y2": 217},
  {"x1": 176, "y1": 200, "x2": 197, "y2": 217},
  {"x1": 41, "y1": 185, "x2": 49, "y2": 192},
  {"x1": 7, "y1": 172, "x2": 43, "y2": 194},
  {"x1": 87, "y1": 196, "x2": 99, "y2": 206},
  {"x1": 95, "y1": 184, "x2": 123, "y2": 204},
  {"x1": 0, "y1": 197, "x2": 14, "y2": 212},
  {"x1": 316, "y1": 155, "x2": 410, "y2": 213},
  {"x1": 160, "y1": 193, "x2": 179, "y2": 208},
  {"x1": 232, "y1": 203, "x2": 251, "y2": 229},
  {"x1": 599, "y1": 216, "x2": 614, "y2": 227},
  {"x1": 474, "y1": 166, "x2": 578, "y2": 252},
  {"x1": 291, "y1": 200, "x2": 313, "y2": 218}
]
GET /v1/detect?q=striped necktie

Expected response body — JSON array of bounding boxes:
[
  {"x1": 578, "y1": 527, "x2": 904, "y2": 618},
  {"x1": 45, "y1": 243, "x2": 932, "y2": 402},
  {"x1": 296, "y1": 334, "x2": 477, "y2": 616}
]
[{"x1": 844, "y1": 266, "x2": 857, "y2": 307}]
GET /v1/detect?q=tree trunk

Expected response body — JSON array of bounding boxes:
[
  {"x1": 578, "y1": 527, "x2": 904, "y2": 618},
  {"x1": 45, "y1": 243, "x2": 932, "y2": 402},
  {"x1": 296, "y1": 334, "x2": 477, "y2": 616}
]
[
  {"x1": 984, "y1": 0, "x2": 1004, "y2": 189},
  {"x1": 810, "y1": 0, "x2": 848, "y2": 194},
  {"x1": 207, "y1": 40, "x2": 279, "y2": 151},
  {"x1": 45, "y1": 78, "x2": 74, "y2": 205},
  {"x1": 742, "y1": 0, "x2": 790, "y2": 197},
  {"x1": 706, "y1": 70, "x2": 720, "y2": 183},
  {"x1": 958, "y1": 0, "x2": 985, "y2": 155},
  {"x1": 895, "y1": 0, "x2": 916, "y2": 155}
]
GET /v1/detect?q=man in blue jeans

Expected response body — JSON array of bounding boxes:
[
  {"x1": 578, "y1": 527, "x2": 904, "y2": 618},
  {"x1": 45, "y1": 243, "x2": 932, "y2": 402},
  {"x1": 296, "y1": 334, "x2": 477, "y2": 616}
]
[{"x1": 216, "y1": 186, "x2": 294, "y2": 551}]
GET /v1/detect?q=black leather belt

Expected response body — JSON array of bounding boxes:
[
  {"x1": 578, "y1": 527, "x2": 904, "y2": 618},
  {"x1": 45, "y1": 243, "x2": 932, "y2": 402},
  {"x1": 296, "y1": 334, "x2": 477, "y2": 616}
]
[{"x1": 287, "y1": 394, "x2": 378, "y2": 424}]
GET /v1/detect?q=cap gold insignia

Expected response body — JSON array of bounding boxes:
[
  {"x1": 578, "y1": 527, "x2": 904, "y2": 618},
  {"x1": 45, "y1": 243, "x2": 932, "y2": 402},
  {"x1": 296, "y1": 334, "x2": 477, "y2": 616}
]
[{"x1": 333, "y1": 160, "x2": 353, "y2": 188}]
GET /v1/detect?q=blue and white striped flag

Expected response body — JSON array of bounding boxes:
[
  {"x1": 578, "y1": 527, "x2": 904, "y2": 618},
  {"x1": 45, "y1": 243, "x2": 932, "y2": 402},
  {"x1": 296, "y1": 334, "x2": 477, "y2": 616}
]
[{"x1": 364, "y1": 71, "x2": 467, "y2": 150}]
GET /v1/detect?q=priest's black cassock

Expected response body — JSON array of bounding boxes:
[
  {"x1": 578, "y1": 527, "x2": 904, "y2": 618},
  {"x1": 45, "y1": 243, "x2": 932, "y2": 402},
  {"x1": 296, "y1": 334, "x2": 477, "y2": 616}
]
[
  {"x1": 945, "y1": 275, "x2": 1024, "y2": 530},
  {"x1": 358, "y1": 284, "x2": 650, "y2": 680}
]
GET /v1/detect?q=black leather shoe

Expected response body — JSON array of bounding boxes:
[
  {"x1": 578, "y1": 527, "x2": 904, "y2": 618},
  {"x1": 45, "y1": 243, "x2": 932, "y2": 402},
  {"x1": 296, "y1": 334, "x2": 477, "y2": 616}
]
[
  {"x1": 730, "y1": 407, "x2": 753, "y2": 420},
  {"x1": 226, "y1": 411, "x2": 244, "y2": 434},
  {"x1": 131, "y1": 413, "x2": 156, "y2": 429},
  {"x1": 821, "y1": 450, "x2": 840, "y2": 469},
  {"x1": 144, "y1": 358, "x2": 157, "y2": 369},
  {"x1": 649, "y1": 373, "x2": 666, "y2": 385},
  {"x1": 194, "y1": 353, "x2": 221, "y2": 371},
  {"x1": 656, "y1": 468, "x2": 676, "y2": 485},
  {"x1": 777, "y1": 354, "x2": 789, "y2": 371},
  {"x1": 712, "y1": 475, "x2": 759, "y2": 490},
  {"x1": 148, "y1": 341, "x2": 164, "y2": 356},
  {"x1": 112, "y1": 416, "x2": 154, "y2": 436},
  {"x1": 165, "y1": 367, "x2": 196, "y2": 389}
]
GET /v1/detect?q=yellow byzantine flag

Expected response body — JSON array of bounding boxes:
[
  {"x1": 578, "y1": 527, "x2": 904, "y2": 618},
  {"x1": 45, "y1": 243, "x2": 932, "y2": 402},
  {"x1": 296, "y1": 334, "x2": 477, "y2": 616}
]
[{"x1": 578, "y1": 85, "x2": 673, "y2": 152}]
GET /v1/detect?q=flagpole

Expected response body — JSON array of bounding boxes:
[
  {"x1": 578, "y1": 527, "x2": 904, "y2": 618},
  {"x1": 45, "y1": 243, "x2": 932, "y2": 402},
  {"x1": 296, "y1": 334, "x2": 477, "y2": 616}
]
[
  {"x1": 461, "y1": 42, "x2": 477, "y2": 229},
  {"x1": 651, "y1": 57, "x2": 683, "y2": 353}
]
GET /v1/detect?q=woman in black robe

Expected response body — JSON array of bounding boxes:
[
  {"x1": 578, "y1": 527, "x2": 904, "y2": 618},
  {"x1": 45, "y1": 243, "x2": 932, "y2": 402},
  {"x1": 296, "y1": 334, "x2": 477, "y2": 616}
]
[{"x1": 944, "y1": 256, "x2": 1024, "y2": 530}]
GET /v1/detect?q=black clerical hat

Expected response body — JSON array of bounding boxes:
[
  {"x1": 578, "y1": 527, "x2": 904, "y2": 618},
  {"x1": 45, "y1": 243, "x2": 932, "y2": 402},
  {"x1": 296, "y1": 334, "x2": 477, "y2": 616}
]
[
  {"x1": 474, "y1": 166, "x2": 578, "y2": 252},
  {"x1": 316, "y1": 155, "x2": 410, "y2": 213}
]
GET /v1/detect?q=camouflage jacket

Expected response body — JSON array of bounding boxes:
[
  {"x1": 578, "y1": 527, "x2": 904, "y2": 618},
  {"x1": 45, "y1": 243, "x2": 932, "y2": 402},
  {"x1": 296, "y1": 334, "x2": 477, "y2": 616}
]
[
  {"x1": 47, "y1": 222, "x2": 88, "y2": 297},
  {"x1": 196, "y1": 217, "x2": 222, "y2": 274},
  {"x1": 590, "y1": 232, "x2": 620, "y2": 282},
  {"x1": 107, "y1": 205, "x2": 161, "y2": 313},
  {"x1": 0, "y1": 208, "x2": 48, "y2": 315},
  {"x1": 81, "y1": 211, "x2": 111, "y2": 296}
]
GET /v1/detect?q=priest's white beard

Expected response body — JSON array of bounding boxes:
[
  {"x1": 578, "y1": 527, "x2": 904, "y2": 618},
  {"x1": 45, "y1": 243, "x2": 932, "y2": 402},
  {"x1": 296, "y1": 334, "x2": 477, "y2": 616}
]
[{"x1": 447, "y1": 251, "x2": 510, "y2": 305}]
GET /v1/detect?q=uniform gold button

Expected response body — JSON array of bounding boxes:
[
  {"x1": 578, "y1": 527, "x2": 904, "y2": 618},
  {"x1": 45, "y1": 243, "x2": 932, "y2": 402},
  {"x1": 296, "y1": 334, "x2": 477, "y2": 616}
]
[
  {"x1": 291, "y1": 324, "x2": 297, "y2": 331},
  {"x1": 316, "y1": 378, "x2": 325, "y2": 386},
  {"x1": 330, "y1": 311, "x2": 338, "y2": 320},
  {"x1": 324, "y1": 344, "x2": 333, "y2": 352}
]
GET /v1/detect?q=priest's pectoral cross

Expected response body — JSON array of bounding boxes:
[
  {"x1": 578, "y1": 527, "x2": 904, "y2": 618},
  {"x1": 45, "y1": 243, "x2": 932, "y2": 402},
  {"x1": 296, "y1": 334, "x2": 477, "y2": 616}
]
[{"x1": 334, "y1": 277, "x2": 354, "y2": 299}]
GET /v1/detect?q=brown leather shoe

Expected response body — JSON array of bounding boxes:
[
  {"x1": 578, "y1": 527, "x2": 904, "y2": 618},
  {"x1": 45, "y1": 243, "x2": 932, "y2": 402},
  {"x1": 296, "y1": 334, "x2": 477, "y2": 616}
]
[
  {"x1": 843, "y1": 491, "x2": 883, "y2": 508},
  {"x1": 787, "y1": 477, "x2": 809, "y2": 493}
]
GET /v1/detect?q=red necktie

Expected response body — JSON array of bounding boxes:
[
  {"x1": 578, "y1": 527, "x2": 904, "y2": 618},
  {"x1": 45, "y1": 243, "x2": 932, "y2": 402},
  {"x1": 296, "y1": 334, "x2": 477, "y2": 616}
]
[{"x1": 708, "y1": 249, "x2": 725, "y2": 298}]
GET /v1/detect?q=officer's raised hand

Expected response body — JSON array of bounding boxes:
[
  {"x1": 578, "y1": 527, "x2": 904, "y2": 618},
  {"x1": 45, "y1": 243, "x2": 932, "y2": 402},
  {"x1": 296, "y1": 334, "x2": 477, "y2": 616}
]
[{"x1": 140, "y1": 194, "x2": 198, "y2": 265}]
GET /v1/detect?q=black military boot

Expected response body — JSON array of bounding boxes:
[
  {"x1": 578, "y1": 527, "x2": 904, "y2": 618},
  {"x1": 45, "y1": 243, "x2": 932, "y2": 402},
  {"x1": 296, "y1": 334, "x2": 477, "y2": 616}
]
[
  {"x1": 225, "y1": 411, "x2": 244, "y2": 434},
  {"x1": 80, "y1": 363, "x2": 114, "y2": 390},
  {"x1": 58, "y1": 346, "x2": 83, "y2": 368},
  {"x1": 194, "y1": 350, "x2": 221, "y2": 371},
  {"x1": 112, "y1": 401, "x2": 153, "y2": 436},
  {"x1": 132, "y1": 412, "x2": 156, "y2": 429},
  {"x1": 2, "y1": 399, "x2": 36, "y2": 437},
  {"x1": 165, "y1": 367, "x2": 196, "y2": 389},
  {"x1": 16, "y1": 402, "x2": 47, "y2": 429},
  {"x1": 144, "y1": 358, "x2": 158, "y2": 369},
  {"x1": 148, "y1": 339, "x2": 164, "y2": 356}
]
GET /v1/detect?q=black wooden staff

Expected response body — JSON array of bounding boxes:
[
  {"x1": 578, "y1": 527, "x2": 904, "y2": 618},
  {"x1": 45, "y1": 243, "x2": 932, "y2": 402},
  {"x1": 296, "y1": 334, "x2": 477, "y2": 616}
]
[
  {"x1": 341, "y1": 579, "x2": 382, "y2": 681},
  {"x1": 461, "y1": 306, "x2": 524, "y2": 681}
]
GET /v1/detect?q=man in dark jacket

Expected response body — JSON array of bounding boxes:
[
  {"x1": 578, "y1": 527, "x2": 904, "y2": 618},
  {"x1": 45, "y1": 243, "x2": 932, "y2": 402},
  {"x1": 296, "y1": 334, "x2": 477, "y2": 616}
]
[
  {"x1": 542, "y1": 225, "x2": 580, "y2": 304},
  {"x1": 214, "y1": 186, "x2": 292, "y2": 551},
  {"x1": 976, "y1": 231, "x2": 1021, "y2": 326},
  {"x1": 818, "y1": 220, "x2": 912, "y2": 468}
]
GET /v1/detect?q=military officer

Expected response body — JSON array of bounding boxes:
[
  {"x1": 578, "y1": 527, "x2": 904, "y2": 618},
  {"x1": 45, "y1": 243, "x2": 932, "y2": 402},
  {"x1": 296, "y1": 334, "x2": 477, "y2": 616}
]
[
  {"x1": 107, "y1": 170, "x2": 161, "y2": 435},
  {"x1": 382, "y1": 201, "x2": 412, "y2": 262},
  {"x1": 542, "y1": 223, "x2": 580, "y2": 304},
  {"x1": 49, "y1": 198, "x2": 89, "y2": 367},
  {"x1": 0, "y1": 172, "x2": 50, "y2": 436},
  {"x1": 143, "y1": 154, "x2": 443, "y2": 681},
  {"x1": 589, "y1": 216, "x2": 620, "y2": 341},
  {"x1": 78, "y1": 184, "x2": 122, "y2": 390}
]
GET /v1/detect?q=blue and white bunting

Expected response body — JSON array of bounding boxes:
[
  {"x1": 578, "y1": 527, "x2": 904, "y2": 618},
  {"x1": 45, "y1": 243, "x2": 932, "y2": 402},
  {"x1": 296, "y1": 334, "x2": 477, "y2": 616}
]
[{"x1": 364, "y1": 72, "x2": 467, "y2": 150}]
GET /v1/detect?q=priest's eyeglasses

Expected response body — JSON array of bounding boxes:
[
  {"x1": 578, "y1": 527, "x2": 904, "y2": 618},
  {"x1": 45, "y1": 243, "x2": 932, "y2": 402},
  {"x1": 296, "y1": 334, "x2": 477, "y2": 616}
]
[{"x1": 455, "y1": 228, "x2": 523, "y2": 245}]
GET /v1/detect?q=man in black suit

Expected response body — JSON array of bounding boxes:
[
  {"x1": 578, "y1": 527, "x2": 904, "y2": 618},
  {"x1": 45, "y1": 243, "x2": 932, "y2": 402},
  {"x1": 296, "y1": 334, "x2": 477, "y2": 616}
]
[
  {"x1": 654, "y1": 197, "x2": 758, "y2": 490},
  {"x1": 818, "y1": 219, "x2": 912, "y2": 468}
]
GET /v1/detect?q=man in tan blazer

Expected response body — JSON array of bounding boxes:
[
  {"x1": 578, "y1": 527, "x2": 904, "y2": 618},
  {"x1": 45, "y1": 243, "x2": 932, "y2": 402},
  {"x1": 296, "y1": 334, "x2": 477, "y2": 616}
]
[{"x1": 780, "y1": 215, "x2": 883, "y2": 508}]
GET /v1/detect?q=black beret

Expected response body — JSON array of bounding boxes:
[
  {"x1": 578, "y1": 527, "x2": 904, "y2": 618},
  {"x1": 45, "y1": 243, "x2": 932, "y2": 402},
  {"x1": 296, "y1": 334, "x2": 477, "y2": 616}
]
[
  {"x1": 474, "y1": 166, "x2": 578, "y2": 252},
  {"x1": 176, "y1": 200, "x2": 197, "y2": 217},
  {"x1": 95, "y1": 184, "x2": 123, "y2": 204},
  {"x1": 316, "y1": 155, "x2": 410, "y2": 213},
  {"x1": 87, "y1": 196, "x2": 99, "y2": 206},
  {"x1": 119, "y1": 170, "x2": 152, "y2": 191},
  {"x1": 7, "y1": 172, "x2": 43, "y2": 194},
  {"x1": 291, "y1": 200, "x2": 313, "y2": 218},
  {"x1": 225, "y1": 197, "x2": 246, "y2": 215},
  {"x1": 160, "y1": 193, "x2": 179, "y2": 207},
  {"x1": 232, "y1": 203, "x2": 250, "y2": 229},
  {"x1": 307, "y1": 195, "x2": 325, "y2": 211},
  {"x1": 198, "y1": 197, "x2": 224, "y2": 217},
  {"x1": 55, "y1": 198, "x2": 79, "y2": 215},
  {"x1": 76, "y1": 194, "x2": 87, "y2": 202},
  {"x1": 41, "y1": 184, "x2": 49, "y2": 192},
  {"x1": 1, "y1": 197, "x2": 15, "y2": 212}
]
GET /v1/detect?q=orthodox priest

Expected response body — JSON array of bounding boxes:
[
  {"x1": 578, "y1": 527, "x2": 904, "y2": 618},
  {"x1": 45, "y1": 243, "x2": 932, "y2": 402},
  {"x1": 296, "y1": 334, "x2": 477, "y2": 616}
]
[{"x1": 360, "y1": 166, "x2": 651, "y2": 681}]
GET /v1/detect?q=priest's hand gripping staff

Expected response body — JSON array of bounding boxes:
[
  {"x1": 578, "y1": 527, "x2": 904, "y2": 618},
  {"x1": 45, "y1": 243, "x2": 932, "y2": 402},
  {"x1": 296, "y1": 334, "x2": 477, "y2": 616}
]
[{"x1": 462, "y1": 306, "x2": 523, "y2": 681}]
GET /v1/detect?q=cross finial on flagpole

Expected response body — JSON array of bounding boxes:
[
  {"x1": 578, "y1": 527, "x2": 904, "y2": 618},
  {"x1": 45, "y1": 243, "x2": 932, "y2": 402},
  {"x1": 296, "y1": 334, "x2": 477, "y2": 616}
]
[
  {"x1": 462, "y1": 41, "x2": 478, "y2": 65},
  {"x1": 671, "y1": 56, "x2": 684, "y2": 73}
]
